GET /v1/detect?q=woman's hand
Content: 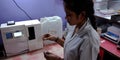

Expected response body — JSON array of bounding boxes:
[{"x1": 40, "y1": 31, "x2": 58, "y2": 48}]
[
  {"x1": 42, "y1": 34, "x2": 57, "y2": 41},
  {"x1": 44, "y1": 51, "x2": 63, "y2": 60}
]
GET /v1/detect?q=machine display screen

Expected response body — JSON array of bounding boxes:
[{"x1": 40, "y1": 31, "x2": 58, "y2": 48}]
[
  {"x1": 6, "y1": 32, "x2": 13, "y2": 39},
  {"x1": 13, "y1": 31, "x2": 22, "y2": 37}
]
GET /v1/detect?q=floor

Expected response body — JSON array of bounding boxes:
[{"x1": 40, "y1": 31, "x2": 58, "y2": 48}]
[{"x1": 2, "y1": 43, "x2": 64, "y2": 60}]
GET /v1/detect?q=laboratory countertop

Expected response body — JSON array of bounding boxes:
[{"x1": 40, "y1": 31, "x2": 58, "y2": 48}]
[
  {"x1": 2, "y1": 38, "x2": 120, "y2": 60},
  {"x1": 3, "y1": 43, "x2": 64, "y2": 60},
  {"x1": 100, "y1": 38, "x2": 120, "y2": 58}
]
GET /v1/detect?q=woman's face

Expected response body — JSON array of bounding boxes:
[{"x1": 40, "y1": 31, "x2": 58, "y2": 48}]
[{"x1": 64, "y1": 6, "x2": 84, "y2": 26}]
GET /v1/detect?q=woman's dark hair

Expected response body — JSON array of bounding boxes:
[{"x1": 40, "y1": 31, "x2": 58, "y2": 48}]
[{"x1": 63, "y1": 0, "x2": 97, "y2": 30}]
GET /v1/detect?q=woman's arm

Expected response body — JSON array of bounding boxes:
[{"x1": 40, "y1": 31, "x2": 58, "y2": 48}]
[
  {"x1": 42, "y1": 34, "x2": 65, "y2": 47},
  {"x1": 55, "y1": 37, "x2": 64, "y2": 47}
]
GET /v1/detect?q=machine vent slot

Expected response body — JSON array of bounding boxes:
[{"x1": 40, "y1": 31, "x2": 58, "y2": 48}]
[{"x1": 28, "y1": 27, "x2": 35, "y2": 40}]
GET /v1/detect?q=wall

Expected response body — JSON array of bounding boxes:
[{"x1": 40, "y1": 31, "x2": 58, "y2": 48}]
[{"x1": 0, "y1": 0, "x2": 66, "y2": 44}]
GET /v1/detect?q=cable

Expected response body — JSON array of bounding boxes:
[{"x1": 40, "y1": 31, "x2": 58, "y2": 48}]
[{"x1": 12, "y1": 0, "x2": 32, "y2": 20}]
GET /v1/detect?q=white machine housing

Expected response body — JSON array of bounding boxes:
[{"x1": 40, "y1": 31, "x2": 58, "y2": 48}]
[{"x1": 0, "y1": 19, "x2": 43, "y2": 56}]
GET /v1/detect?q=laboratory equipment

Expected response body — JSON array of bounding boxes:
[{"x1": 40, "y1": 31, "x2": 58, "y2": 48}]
[
  {"x1": 101, "y1": 26, "x2": 120, "y2": 44},
  {"x1": 0, "y1": 25, "x2": 28, "y2": 56},
  {"x1": 0, "y1": 19, "x2": 43, "y2": 56},
  {"x1": 16, "y1": 20, "x2": 43, "y2": 51}
]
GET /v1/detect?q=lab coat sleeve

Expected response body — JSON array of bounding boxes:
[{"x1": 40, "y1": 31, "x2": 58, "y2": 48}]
[{"x1": 79, "y1": 39, "x2": 99, "y2": 60}]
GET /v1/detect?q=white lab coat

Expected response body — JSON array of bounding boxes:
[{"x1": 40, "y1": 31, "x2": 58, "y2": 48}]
[{"x1": 64, "y1": 20, "x2": 100, "y2": 60}]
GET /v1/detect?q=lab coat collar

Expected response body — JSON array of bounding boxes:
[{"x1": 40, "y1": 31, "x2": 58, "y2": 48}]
[
  {"x1": 76, "y1": 19, "x2": 91, "y2": 37},
  {"x1": 66, "y1": 19, "x2": 91, "y2": 44}
]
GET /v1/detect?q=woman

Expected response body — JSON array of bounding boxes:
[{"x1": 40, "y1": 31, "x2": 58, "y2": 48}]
[{"x1": 43, "y1": 0, "x2": 100, "y2": 60}]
